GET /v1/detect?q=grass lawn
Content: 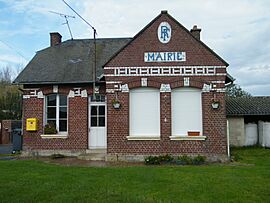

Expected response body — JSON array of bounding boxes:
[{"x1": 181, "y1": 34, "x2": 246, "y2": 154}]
[{"x1": 0, "y1": 148, "x2": 270, "y2": 203}]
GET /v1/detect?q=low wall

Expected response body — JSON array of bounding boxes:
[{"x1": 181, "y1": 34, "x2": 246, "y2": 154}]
[{"x1": 227, "y1": 117, "x2": 245, "y2": 146}]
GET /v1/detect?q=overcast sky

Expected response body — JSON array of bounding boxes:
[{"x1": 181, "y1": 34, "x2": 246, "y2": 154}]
[{"x1": 0, "y1": 0, "x2": 269, "y2": 95}]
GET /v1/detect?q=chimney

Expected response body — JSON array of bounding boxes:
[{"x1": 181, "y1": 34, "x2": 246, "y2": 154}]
[
  {"x1": 190, "y1": 25, "x2": 201, "y2": 40},
  {"x1": 161, "y1": 10, "x2": 168, "y2": 14},
  {"x1": 50, "y1": 32, "x2": 62, "y2": 46}
]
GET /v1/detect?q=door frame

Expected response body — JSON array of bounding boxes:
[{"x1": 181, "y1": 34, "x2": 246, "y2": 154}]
[{"x1": 88, "y1": 97, "x2": 107, "y2": 149}]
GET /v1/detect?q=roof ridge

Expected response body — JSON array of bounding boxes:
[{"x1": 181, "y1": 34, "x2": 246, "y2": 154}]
[{"x1": 65, "y1": 37, "x2": 132, "y2": 41}]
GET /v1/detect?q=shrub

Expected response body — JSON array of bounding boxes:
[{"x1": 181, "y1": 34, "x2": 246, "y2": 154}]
[
  {"x1": 159, "y1": 154, "x2": 174, "y2": 164},
  {"x1": 145, "y1": 155, "x2": 206, "y2": 165},
  {"x1": 177, "y1": 155, "x2": 193, "y2": 165},
  {"x1": 192, "y1": 155, "x2": 206, "y2": 165},
  {"x1": 144, "y1": 156, "x2": 161, "y2": 165}
]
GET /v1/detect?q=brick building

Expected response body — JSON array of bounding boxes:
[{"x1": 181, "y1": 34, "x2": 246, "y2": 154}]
[{"x1": 14, "y1": 11, "x2": 232, "y2": 161}]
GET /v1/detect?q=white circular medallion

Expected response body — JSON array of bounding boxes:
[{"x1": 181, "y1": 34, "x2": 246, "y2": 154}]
[{"x1": 157, "y1": 22, "x2": 171, "y2": 43}]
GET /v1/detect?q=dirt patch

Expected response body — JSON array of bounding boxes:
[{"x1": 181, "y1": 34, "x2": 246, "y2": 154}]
[{"x1": 18, "y1": 156, "x2": 145, "y2": 167}]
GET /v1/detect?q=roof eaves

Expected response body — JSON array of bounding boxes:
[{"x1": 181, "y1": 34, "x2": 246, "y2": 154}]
[{"x1": 13, "y1": 81, "x2": 95, "y2": 85}]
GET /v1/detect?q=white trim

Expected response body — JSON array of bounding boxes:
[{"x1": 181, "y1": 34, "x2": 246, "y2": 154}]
[
  {"x1": 45, "y1": 94, "x2": 68, "y2": 133},
  {"x1": 104, "y1": 66, "x2": 226, "y2": 77},
  {"x1": 105, "y1": 73, "x2": 227, "y2": 77},
  {"x1": 40, "y1": 134, "x2": 68, "y2": 139},
  {"x1": 202, "y1": 84, "x2": 212, "y2": 92},
  {"x1": 37, "y1": 91, "x2": 44, "y2": 99},
  {"x1": 105, "y1": 81, "x2": 122, "y2": 84},
  {"x1": 53, "y1": 85, "x2": 58, "y2": 93},
  {"x1": 81, "y1": 90, "x2": 88, "y2": 97},
  {"x1": 169, "y1": 136, "x2": 206, "y2": 140},
  {"x1": 21, "y1": 88, "x2": 40, "y2": 91},
  {"x1": 141, "y1": 78, "x2": 148, "y2": 87},
  {"x1": 212, "y1": 88, "x2": 226, "y2": 92},
  {"x1": 160, "y1": 84, "x2": 171, "y2": 92},
  {"x1": 89, "y1": 98, "x2": 107, "y2": 149},
  {"x1": 212, "y1": 81, "x2": 225, "y2": 84},
  {"x1": 106, "y1": 89, "x2": 115, "y2": 93},
  {"x1": 121, "y1": 84, "x2": 129, "y2": 92},
  {"x1": 68, "y1": 90, "x2": 75, "y2": 98},
  {"x1": 126, "y1": 136, "x2": 160, "y2": 140},
  {"x1": 23, "y1": 89, "x2": 42, "y2": 99},
  {"x1": 184, "y1": 77, "x2": 190, "y2": 86},
  {"x1": 104, "y1": 66, "x2": 226, "y2": 70},
  {"x1": 227, "y1": 120, "x2": 230, "y2": 158}
]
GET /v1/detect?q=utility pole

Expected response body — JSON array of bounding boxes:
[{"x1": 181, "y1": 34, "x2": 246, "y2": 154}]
[{"x1": 62, "y1": 0, "x2": 97, "y2": 100}]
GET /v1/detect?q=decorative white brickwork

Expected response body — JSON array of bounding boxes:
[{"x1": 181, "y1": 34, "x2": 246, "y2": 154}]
[{"x1": 104, "y1": 66, "x2": 226, "y2": 77}]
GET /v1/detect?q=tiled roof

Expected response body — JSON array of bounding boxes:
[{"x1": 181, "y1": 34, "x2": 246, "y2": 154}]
[
  {"x1": 226, "y1": 97, "x2": 270, "y2": 116},
  {"x1": 14, "y1": 38, "x2": 131, "y2": 84}
]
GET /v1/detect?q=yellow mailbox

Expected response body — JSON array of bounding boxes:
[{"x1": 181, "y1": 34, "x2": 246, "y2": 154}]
[{"x1": 26, "y1": 118, "x2": 38, "y2": 131}]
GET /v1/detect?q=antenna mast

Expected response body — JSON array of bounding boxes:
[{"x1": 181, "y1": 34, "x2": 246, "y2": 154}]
[
  {"x1": 49, "y1": 11, "x2": 75, "y2": 40},
  {"x1": 62, "y1": 0, "x2": 97, "y2": 100}
]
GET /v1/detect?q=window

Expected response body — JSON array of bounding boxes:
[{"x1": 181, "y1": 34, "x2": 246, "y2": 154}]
[
  {"x1": 90, "y1": 94, "x2": 106, "y2": 102},
  {"x1": 46, "y1": 94, "x2": 68, "y2": 133},
  {"x1": 91, "y1": 105, "x2": 105, "y2": 127},
  {"x1": 171, "y1": 87, "x2": 202, "y2": 136},
  {"x1": 129, "y1": 88, "x2": 160, "y2": 138}
]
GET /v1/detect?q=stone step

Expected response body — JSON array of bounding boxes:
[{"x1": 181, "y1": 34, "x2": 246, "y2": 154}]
[
  {"x1": 86, "y1": 149, "x2": 107, "y2": 154},
  {"x1": 78, "y1": 154, "x2": 106, "y2": 161},
  {"x1": 78, "y1": 148, "x2": 107, "y2": 161}
]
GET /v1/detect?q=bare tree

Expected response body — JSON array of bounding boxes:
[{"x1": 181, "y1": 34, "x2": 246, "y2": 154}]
[
  {"x1": 0, "y1": 65, "x2": 13, "y2": 84},
  {"x1": 0, "y1": 65, "x2": 22, "y2": 120}
]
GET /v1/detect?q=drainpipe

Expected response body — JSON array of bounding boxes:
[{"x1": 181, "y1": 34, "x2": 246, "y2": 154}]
[{"x1": 227, "y1": 120, "x2": 230, "y2": 158}]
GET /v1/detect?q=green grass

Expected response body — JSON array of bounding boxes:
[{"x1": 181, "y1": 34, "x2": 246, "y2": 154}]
[{"x1": 0, "y1": 148, "x2": 270, "y2": 203}]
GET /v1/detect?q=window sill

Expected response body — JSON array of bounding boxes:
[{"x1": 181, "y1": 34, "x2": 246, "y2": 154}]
[
  {"x1": 40, "y1": 134, "x2": 69, "y2": 139},
  {"x1": 126, "y1": 136, "x2": 160, "y2": 141},
  {"x1": 169, "y1": 136, "x2": 206, "y2": 141}
]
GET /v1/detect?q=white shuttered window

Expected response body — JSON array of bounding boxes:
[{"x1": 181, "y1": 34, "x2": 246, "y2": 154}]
[
  {"x1": 172, "y1": 88, "x2": 202, "y2": 136},
  {"x1": 129, "y1": 88, "x2": 160, "y2": 137}
]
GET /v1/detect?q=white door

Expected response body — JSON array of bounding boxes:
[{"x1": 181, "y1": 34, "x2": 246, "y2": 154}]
[{"x1": 89, "y1": 100, "x2": 106, "y2": 149}]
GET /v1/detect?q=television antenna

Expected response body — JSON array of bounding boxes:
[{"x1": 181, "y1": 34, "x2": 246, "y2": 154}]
[
  {"x1": 62, "y1": 0, "x2": 98, "y2": 99},
  {"x1": 49, "y1": 11, "x2": 75, "y2": 40}
]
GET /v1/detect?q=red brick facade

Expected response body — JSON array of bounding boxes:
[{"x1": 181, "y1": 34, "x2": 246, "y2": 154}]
[
  {"x1": 22, "y1": 85, "x2": 105, "y2": 151},
  {"x1": 105, "y1": 79, "x2": 227, "y2": 158},
  {"x1": 22, "y1": 11, "x2": 229, "y2": 160},
  {"x1": 104, "y1": 12, "x2": 228, "y2": 159}
]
